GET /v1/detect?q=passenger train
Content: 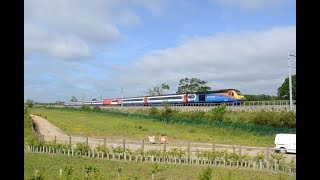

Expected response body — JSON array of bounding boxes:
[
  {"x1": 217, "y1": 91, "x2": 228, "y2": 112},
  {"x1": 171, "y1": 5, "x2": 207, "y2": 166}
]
[{"x1": 63, "y1": 89, "x2": 245, "y2": 106}]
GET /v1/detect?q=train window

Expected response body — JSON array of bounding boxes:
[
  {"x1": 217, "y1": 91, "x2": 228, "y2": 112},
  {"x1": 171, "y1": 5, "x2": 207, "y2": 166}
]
[
  {"x1": 232, "y1": 92, "x2": 234, "y2": 96},
  {"x1": 188, "y1": 95, "x2": 195, "y2": 99},
  {"x1": 148, "y1": 96, "x2": 183, "y2": 100},
  {"x1": 123, "y1": 98, "x2": 143, "y2": 102},
  {"x1": 235, "y1": 90, "x2": 242, "y2": 95}
]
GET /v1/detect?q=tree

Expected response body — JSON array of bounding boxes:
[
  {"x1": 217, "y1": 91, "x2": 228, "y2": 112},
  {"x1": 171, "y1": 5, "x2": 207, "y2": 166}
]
[
  {"x1": 146, "y1": 83, "x2": 170, "y2": 96},
  {"x1": 70, "y1": 96, "x2": 78, "y2": 102},
  {"x1": 25, "y1": 99, "x2": 34, "y2": 108},
  {"x1": 244, "y1": 94, "x2": 278, "y2": 101},
  {"x1": 277, "y1": 75, "x2": 296, "y2": 100},
  {"x1": 54, "y1": 101, "x2": 63, "y2": 105},
  {"x1": 92, "y1": 98, "x2": 97, "y2": 101},
  {"x1": 176, "y1": 78, "x2": 211, "y2": 94}
]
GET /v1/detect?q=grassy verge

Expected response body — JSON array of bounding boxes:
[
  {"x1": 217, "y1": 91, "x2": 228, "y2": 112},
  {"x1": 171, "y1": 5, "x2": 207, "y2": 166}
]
[
  {"x1": 30, "y1": 107, "x2": 277, "y2": 147},
  {"x1": 24, "y1": 152, "x2": 294, "y2": 180}
]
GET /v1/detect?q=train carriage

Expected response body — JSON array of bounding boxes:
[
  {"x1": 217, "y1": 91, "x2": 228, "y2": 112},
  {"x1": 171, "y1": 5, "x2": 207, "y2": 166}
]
[
  {"x1": 193, "y1": 89, "x2": 245, "y2": 103},
  {"x1": 62, "y1": 88, "x2": 245, "y2": 107}
]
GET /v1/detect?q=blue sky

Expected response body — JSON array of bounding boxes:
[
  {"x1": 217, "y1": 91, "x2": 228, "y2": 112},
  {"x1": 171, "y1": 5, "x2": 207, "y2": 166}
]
[{"x1": 24, "y1": 0, "x2": 296, "y2": 103}]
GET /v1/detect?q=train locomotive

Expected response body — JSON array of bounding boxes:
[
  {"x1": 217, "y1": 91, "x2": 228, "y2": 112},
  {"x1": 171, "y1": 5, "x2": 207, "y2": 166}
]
[{"x1": 63, "y1": 89, "x2": 245, "y2": 106}]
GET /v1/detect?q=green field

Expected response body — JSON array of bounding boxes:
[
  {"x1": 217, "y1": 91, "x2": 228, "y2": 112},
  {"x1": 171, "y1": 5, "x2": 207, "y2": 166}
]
[
  {"x1": 29, "y1": 108, "x2": 277, "y2": 147},
  {"x1": 24, "y1": 152, "x2": 295, "y2": 180}
]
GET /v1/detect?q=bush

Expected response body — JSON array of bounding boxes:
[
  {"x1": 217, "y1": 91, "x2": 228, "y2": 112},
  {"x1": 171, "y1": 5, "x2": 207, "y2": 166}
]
[
  {"x1": 205, "y1": 104, "x2": 227, "y2": 122},
  {"x1": 81, "y1": 105, "x2": 91, "y2": 111},
  {"x1": 95, "y1": 144, "x2": 110, "y2": 154},
  {"x1": 251, "y1": 110, "x2": 274, "y2": 126},
  {"x1": 198, "y1": 167, "x2": 212, "y2": 180},
  {"x1": 162, "y1": 105, "x2": 173, "y2": 117},
  {"x1": 75, "y1": 142, "x2": 90, "y2": 155},
  {"x1": 28, "y1": 170, "x2": 45, "y2": 180},
  {"x1": 253, "y1": 151, "x2": 265, "y2": 162},
  {"x1": 179, "y1": 111, "x2": 206, "y2": 120},
  {"x1": 149, "y1": 107, "x2": 158, "y2": 115},
  {"x1": 92, "y1": 106, "x2": 101, "y2": 111}
]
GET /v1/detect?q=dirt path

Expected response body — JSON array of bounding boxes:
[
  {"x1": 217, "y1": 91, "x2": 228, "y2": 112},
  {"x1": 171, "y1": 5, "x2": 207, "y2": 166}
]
[
  {"x1": 30, "y1": 114, "x2": 296, "y2": 161},
  {"x1": 31, "y1": 114, "x2": 69, "y2": 140}
]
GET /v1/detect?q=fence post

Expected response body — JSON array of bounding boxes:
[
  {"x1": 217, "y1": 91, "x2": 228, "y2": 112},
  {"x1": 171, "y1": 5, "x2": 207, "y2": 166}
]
[
  {"x1": 163, "y1": 141, "x2": 166, "y2": 152},
  {"x1": 187, "y1": 142, "x2": 190, "y2": 154},
  {"x1": 212, "y1": 143, "x2": 215, "y2": 151},
  {"x1": 266, "y1": 146, "x2": 270, "y2": 161},
  {"x1": 142, "y1": 140, "x2": 144, "y2": 153},
  {"x1": 123, "y1": 139, "x2": 126, "y2": 154},
  {"x1": 69, "y1": 136, "x2": 71, "y2": 146},
  {"x1": 42, "y1": 135, "x2": 45, "y2": 141},
  {"x1": 86, "y1": 137, "x2": 88, "y2": 145},
  {"x1": 238, "y1": 145, "x2": 241, "y2": 156},
  {"x1": 104, "y1": 138, "x2": 106, "y2": 146}
]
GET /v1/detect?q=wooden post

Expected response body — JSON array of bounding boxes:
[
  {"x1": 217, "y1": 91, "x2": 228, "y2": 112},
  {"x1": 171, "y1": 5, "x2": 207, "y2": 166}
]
[
  {"x1": 123, "y1": 139, "x2": 126, "y2": 152},
  {"x1": 266, "y1": 146, "x2": 270, "y2": 161},
  {"x1": 69, "y1": 136, "x2": 71, "y2": 146},
  {"x1": 142, "y1": 140, "x2": 144, "y2": 152},
  {"x1": 238, "y1": 145, "x2": 241, "y2": 156},
  {"x1": 212, "y1": 143, "x2": 215, "y2": 151},
  {"x1": 187, "y1": 141, "x2": 190, "y2": 154},
  {"x1": 86, "y1": 137, "x2": 88, "y2": 145},
  {"x1": 104, "y1": 138, "x2": 106, "y2": 146}
]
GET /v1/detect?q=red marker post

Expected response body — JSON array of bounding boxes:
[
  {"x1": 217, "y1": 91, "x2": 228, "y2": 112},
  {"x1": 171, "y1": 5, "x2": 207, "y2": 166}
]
[{"x1": 159, "y1": 136, "x2": 168, "y2": 144}]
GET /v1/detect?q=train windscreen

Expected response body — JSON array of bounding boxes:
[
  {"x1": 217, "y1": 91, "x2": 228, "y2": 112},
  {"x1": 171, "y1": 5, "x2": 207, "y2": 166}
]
[{"x1": 235, "y1": 90, "x2": 242, "y2": 95}]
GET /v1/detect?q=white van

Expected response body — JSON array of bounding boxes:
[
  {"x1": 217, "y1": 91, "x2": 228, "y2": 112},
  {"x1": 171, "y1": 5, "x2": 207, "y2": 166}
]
[{"x1": 274, "y1": 133, "x2": 296, "y2": 154}]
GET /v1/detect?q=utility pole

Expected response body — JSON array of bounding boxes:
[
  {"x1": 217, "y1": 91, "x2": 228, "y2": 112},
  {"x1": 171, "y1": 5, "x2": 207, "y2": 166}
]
[
  {"x1": 121, "y1": 88, "x2": 124, "y2": 109},
  {"x1": 288, "y1": 52, "x2": 296, "y2": 111},
  {"x1": 82, "y1": 92, "x2": 84, "y2": 106}
]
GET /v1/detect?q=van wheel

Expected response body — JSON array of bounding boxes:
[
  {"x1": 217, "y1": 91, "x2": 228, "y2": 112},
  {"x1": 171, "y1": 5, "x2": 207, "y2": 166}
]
[{"x1": 279, "y1": 148, "x2": 287, "y2": 154}]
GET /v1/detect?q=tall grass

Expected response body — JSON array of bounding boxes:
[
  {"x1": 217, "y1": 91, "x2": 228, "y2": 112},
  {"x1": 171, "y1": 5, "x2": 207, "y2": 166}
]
[
  {"x1": 24, "y1": 153, "x2": 295, "y2": 180},
  {"x1": 30, "y1": 107, "x2": 279, "y2": 147}
]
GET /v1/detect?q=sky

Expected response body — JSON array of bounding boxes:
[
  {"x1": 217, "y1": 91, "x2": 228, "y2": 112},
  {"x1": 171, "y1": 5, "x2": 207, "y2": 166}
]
[{"x1": 24, "y1": 0, "x2": 296, "y2": 103}]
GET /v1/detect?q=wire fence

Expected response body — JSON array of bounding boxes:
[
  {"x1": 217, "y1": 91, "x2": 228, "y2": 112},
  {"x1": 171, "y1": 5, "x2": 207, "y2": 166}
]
[
  {"x1": 26, "y1": 143, "x2": 296, "y2": 175},
  {"x1": 35, "y1": 134, "x2": 296, "y2": 163}
]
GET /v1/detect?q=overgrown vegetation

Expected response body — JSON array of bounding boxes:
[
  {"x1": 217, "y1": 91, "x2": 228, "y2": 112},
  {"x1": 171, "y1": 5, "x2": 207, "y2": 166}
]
[
  {"x1": 24, "y1": 108, "x2": 43, "y2": 147},
  {"x1": 109, "y1": 105, "x2": 296, "y2": 129},
  {"x1": 25, "y1": 152, "x2": 295, "y2": 179},
  {"x1": 29, "y1": 107, "x2": 280, "y2": 146},
  {"x1": 25, "y1": 106, "x2": 295, "y2": 179}
]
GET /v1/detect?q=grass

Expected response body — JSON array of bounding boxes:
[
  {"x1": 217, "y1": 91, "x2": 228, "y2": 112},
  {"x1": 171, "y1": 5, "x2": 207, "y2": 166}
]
[
  {"x1": 24, "y1": 152, "x2": 295, "y2": 180},
  {"x1": 29, "y1": 108, "x2": 277, "y2": 147}
]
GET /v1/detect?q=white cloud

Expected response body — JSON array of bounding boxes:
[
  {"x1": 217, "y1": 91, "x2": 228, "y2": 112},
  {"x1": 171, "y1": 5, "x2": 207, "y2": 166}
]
[
  {"x1": 211, "y1": 0, "x2": 289, "y2": 10},
  {"x1": 115, "y1": 26, "x2": 296, "y2": 96},
  {"x1": 24, "y1": 0, "x2": 144, "y2": 60},
  {"x1": 25, "y1": 23, "x2": 91, "y2": 59}
]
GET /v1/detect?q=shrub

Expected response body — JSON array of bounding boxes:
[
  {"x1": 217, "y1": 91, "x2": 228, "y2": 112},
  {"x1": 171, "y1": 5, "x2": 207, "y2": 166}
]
[
  {"x1": 149, "y1": 107, "x2": 158, "y2": 115},
  {"x1": 28, "y1": 170, "x2": 44, "y2": 180},
  {"x1": 95, "y1": 144, "x2": 110, "y2": 154},
  {"x1": 92, "y1": 106, "x2": 101, "y2": 111},
  {"x1": 112, "y1": 146, "x2": 124, "y2": 153},
  {"x1": 198, "y1": 167, "x2": 212, "y2": 180},
  {"x1": 253, "y1": 151, "x2": 265, "y2": 162},
  {"x1": 81, "y1": 105, "x2": 91, "y2": 111},
  {"x1": 205, "y1": 104, "x2": 227, "y2": 122},
  {"x1": 75, "y1": 142, "x2": 90, "y2": 155}
]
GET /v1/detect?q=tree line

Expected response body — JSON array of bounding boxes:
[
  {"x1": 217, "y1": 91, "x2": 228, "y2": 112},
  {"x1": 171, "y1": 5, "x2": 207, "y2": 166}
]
[{"x1": 25, "y1": 75, "x2": 296, "y2": 105}]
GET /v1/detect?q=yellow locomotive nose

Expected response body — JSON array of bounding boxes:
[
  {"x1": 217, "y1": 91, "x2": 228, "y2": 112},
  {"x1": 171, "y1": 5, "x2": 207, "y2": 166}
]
[{"x1": 238, "y1": 95, "x2": 245, "y2": 100}]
